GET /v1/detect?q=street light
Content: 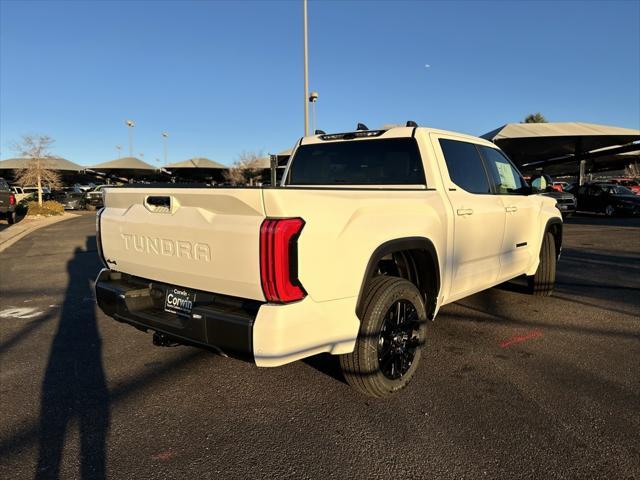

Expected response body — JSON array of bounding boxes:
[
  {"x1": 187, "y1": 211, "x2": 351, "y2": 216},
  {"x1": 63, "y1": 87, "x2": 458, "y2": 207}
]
[
  {"x1": 303, "y1": 0, "x2": 309, "y2": 135},
  {"x1": 309, "y1": 91, "x2": 318, "y2": 133},
  {"x1": 162, "y1": 131, "x2": 169, "y2": 165},
  {"x1": 125, "y1": 120, "x2": 135, "y2": 157}
]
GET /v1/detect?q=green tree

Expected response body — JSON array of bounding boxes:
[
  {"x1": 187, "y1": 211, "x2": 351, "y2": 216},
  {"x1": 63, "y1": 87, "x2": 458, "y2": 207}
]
[{"x1": 523, "y1": 113, "x2": 548, "y2": 123}]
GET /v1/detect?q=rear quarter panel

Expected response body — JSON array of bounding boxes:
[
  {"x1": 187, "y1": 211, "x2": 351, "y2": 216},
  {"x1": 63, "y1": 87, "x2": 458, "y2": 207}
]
[{"x1": 262, "y1": 188, "x2": 448, "y2": 303}]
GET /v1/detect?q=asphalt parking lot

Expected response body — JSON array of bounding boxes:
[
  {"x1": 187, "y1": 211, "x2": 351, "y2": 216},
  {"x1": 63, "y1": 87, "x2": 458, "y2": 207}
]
[{"x1": 0, "y1": 212, "x2": 638, "y2": 479}]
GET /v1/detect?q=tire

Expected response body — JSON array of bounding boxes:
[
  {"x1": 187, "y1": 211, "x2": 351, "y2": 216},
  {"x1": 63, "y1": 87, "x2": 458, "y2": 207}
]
[
  {"x1": 86, "y1": 204, "x2": 96, "y2": 211},
  {"x1": 527, "y1": 231, "x2": 557, "y2": 296},
  {"x1": 7, "y1": 211, "x2": 15, "y2": 225},
  {"x1": 604, "y1": 204, "x2": 615, "y2": 217},
  {"x1": 340, "y1": 276, "x2": 428, "y2": 398}
]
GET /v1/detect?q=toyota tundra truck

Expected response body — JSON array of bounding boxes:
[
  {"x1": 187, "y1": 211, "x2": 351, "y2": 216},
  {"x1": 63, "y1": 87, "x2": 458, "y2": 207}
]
[{"x1": 95, "y1": 124, "x2": 562, "y2": 397}]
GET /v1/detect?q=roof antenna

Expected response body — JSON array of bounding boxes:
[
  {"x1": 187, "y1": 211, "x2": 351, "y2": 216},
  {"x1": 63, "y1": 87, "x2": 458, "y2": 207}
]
[
  {"x1": 406, "y1": 120, "x2": 418, "y2": 127},
  {"x1": 315, "y1": 129, "x2": 326, "y2": 135},
  {"x1": 356, "y1": 123, "x2": 368, "y2": 131}
]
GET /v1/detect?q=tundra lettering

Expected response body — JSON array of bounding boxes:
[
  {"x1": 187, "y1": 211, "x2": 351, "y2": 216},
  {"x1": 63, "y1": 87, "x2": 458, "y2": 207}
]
[
  {"x1": 96, "y1": 124, "x2": 561, "y2": 398},
  {"x1": 120, "y1": 233, "x2": 211, "y2": 262}
]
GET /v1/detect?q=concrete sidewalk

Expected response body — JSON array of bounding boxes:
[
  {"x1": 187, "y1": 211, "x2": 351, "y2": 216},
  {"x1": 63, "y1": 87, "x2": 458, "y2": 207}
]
[{"x1": 0, "y1": 213, "x2": 77, "y2": 253}]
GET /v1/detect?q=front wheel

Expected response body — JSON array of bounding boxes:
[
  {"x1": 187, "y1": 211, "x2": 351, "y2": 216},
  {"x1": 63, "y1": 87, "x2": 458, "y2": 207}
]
[
  {"x1": 340, "y1": 276, "x2": 428, "y2": 398},
  {"x1": 527, "y1": 231, "x2": 557, "y2": 296}
]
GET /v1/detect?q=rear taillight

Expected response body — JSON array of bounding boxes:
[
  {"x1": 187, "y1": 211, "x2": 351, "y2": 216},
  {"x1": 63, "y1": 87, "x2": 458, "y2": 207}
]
[
  {"x1": 9, "y1": 194, "x2": 15, "y2": 205},
  {"x1": 260, "y1": 218, "x2": 306, "y2": 303}
]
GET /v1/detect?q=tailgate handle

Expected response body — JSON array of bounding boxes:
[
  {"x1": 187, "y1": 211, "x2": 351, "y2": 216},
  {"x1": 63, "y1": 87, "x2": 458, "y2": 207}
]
[{"x1": 145, "y1": 195, "x2": 172, "y2": 213}]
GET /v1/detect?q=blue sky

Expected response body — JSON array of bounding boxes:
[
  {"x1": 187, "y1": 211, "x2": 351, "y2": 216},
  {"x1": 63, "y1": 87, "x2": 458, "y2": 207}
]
[{"x1": 1, "y1": 0, "x2": 639, "y2": 166}]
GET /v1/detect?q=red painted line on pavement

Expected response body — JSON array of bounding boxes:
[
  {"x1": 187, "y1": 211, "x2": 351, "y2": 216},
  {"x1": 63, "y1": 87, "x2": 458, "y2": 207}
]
[
  {"x1": 151, "y1": 449, "x2": 175, "y2": 461},
  {"x1": 500, "y1": 330, "x2": 543, "y2": 348}
]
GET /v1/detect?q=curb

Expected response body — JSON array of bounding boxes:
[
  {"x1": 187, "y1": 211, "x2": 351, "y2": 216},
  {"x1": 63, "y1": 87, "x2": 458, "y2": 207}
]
[{"x1": 0, "y1": 213, "x2": 78, "y2": 254}]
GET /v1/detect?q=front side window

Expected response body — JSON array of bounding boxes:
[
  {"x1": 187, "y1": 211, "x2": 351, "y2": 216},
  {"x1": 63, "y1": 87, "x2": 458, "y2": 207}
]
[
  {"x1": 287, "y1": 138, "x2": 425, "y2": 186},
  {"x1": 479, "y1": 146, "x2": 528, "y2": 195},
  {"x1": 438, "y1": 139, "x2": 491, "y2": 194}
]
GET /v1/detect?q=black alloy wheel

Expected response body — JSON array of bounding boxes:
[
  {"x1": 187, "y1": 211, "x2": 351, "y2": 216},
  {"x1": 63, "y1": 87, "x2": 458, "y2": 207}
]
[{"x1": 377, "y1": 300, "x2": 421, "y2": 380}]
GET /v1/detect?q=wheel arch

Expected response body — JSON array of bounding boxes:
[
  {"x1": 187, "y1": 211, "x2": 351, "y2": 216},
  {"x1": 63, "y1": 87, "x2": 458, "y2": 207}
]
[
  {"x1": 544, "y1": 217, "x2": 563, "y2": 259},
  {"x1": 355, "y1": 237, "x2": 441, "y2": 321}
]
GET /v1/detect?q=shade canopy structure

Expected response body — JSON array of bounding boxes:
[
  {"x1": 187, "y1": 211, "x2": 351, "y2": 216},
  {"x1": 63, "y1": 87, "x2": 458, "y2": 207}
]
[
  {"x1": 0, "y1": 156, "x2": 84, "y2": 172},
  {"x1": 482, "y1": 122, "x2": 640, "y2": 167},
  {"x1": 91, "y1": 157, "x2": 156, "y2": 171},
  {"x1": 165, "y1": 157, "x2": 226, "y2": 169}
]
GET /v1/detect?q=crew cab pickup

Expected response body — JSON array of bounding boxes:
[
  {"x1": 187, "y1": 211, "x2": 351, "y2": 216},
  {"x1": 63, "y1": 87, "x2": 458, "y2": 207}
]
[{"x1": 95, "y1": 124, "x2": 562, "y2": 397}]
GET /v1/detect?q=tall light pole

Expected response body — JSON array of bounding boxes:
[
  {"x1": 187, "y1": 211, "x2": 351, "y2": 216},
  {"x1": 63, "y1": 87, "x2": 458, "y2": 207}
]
[
  {"x1": 162, "y1": 131, "x2": 169, "y2": 165},
  {"x1": 126, "y1": 120, "x2": 135, "y2": 157},
  {"x1": 303, "y1": 0, "x2": 309, "y2": 136},
  {"x1": 116, "y1": 144, "x2": 122, "y2": 158},
  {"x1": 309, "y1": 91, "x2": 318, "y2": 133}
]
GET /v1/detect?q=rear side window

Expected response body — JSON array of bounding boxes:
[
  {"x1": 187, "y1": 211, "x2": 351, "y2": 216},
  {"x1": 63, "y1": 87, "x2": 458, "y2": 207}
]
[
  {"x1": 438, "y1": 139, "x2": 491, "y2": 194},
  {"x1": 479, "y1": 146, "x2": 528, "y2": 195},
  {"x1": 0, "y1": 179, "x2": 9, "y2": 191},
  {"x1": 287, "y1": 138, "x2": 426, "y2": 185}
]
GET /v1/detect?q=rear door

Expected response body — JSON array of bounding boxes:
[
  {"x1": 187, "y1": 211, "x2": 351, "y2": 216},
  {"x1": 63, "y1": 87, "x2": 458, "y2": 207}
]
[
  {"x1": 100, "y1": 187, "x2": 267, "y2": 300},
  {"x1": 433, "y1": 136, "x2": 506, "y2": 300},
  {"x1": 479, "y1": 146, "x2": 538, "y2": 280}
]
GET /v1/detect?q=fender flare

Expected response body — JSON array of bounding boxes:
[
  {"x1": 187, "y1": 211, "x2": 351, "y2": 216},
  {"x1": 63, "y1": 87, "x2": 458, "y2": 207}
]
[
  {"x1": 543, "y1": 217, "x2": 563, "y2": 258},
  {"x1": 355, "y1": 237, "x2": 441, "y2": 319}
]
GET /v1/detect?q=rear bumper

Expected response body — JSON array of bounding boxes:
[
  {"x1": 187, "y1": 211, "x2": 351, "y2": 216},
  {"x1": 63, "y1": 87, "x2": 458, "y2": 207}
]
[
  {"x1": 95, "y1": 269, "x2": 259, "y2": 362},
  {"x1": 95, "y1": 269, "x2": 361, "y2": 367}
]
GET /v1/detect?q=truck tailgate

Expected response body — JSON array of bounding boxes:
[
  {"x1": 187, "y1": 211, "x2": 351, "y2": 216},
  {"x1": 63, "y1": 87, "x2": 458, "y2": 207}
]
[{"x1": 100, "y1": 188, "x2": 266, "y2": 301}]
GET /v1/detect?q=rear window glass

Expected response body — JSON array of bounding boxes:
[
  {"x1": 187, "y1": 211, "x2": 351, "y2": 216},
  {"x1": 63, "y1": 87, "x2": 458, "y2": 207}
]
[
  {"x1": 287, "y1": 138, "x2": 426, "y2": 185},
  {"x1": 438, "y1": 139, "x2": 491, "y2": 194}
]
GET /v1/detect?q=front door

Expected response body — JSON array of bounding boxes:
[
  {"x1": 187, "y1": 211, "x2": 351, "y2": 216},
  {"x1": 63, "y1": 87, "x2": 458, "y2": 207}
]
[{"x1": 478, "y1": 146, "x2": 537, "y2": 280}]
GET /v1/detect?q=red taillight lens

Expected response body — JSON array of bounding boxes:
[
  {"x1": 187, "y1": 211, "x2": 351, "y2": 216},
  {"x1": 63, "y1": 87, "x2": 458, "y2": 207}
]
[
  {"x1": 9, "y1": 194, "x2": 15, "y2": 205},
  {"x1": 260, "y1": 218, "x2": 306, "y2": 303}
]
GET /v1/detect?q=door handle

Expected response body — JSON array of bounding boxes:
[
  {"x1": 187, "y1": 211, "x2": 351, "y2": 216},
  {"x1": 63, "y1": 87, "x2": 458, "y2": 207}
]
[
  {"x1": 456, "y1": 208, "x2": 474, "y2": 216},
  {"x1": 505, "y1": 206, "x2": 518, "y2": 213}
]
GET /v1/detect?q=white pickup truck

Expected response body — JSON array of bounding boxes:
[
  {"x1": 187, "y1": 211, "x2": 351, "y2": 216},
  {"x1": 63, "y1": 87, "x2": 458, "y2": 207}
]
[{"x1": 95, "y1": 124, "x2": 562, "y2": 397}]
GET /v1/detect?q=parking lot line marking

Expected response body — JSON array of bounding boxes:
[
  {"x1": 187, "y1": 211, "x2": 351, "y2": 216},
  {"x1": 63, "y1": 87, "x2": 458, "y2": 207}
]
[{"x1": 500, "y1": 330, "x2": 543, "y2": 348}]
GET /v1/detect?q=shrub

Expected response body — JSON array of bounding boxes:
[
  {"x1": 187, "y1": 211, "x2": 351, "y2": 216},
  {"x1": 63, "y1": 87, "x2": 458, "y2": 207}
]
[{"x1": 25, "y1": 200, "x2": 64, "y2": 217}]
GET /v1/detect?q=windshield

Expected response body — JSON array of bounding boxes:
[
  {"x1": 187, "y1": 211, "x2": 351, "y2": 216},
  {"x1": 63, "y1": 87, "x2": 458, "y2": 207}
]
[
  {"x1": 287, "y1": 138, "x2": 426, "y2": 186},
  {"x1": 603, "y1": 185, "x2": 634, "y2": 195}
]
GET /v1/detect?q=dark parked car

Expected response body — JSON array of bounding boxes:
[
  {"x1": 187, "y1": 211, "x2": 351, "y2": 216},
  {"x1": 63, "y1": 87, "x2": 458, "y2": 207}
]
[
  {"x1": 0, "y1": 177, "x2": 17, "y2": 224},
  {"x1": 53, "y1": 187, "x2": 87, "y2": 210},
  {"x1": 574, "y1": 183, "x2": 640, "y2": 216},
  {"x1": 530, "y1": 174, "x2": 577, "y2": 218}
]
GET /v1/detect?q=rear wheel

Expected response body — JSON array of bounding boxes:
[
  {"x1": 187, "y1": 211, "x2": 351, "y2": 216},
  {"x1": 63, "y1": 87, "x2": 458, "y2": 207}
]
[
  {"x1": 340, "y1": 276, "x2": 428, "y2": 398},
  {"x1": 527, "y1": 231, "x2": 557, "y2": 296},
  {"x1": 7, "y1": 212, "x2": 15, "y2": 225},
  {"x1": 604, "y1": 204, "x2": 615, "y2": 217}
]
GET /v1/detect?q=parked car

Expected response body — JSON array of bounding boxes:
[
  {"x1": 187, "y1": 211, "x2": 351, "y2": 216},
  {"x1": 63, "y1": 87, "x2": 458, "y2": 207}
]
[
  {"x1": 53, "y1": 187, "x2": 87, "y2": 210},
  {"x1": 552, "y1": 181, "x2": 570, "y2": 192},
  {"x1": 0, "y1": 178, "x2": 17, "y2": 224},
  {"x1": 574, "y1": 183, "x2": 640, "y2": 216},
  {"x1": 530, "y1": 174, "x2": 576, "y2": 219},
  {"x1": 12, "y1": 186, "x2": 54, "y2": 202},
  {"x1": 10, "y1": 186, "x2": 35, "y2": 203},
  {"x1": 85, "y1": 185, "x2": 108, "y2": 210},
  {"x1": 607, "y1": 178, "x2": 640, "y2": 195},
  {"x1": 95, "y1": 124, "x2": 562, "y2": 397}
]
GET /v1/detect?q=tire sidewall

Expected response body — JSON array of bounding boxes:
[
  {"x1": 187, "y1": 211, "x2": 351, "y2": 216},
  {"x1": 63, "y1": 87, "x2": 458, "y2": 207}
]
[{"x1": 358, "y1": 278, "x2": 428, "y2": 395}]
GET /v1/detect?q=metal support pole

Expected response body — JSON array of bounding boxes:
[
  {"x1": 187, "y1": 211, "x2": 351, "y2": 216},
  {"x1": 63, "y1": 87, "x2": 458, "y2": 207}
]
[
  {"x1": 270, "y1": 154, "x2": 278, "y2": 187},
  {"x1": 579, "y1": 160, "x2": 586, "y2": 186},
  {"x1": 303, "y1": 0, "x2": 309, "y2": 136}
]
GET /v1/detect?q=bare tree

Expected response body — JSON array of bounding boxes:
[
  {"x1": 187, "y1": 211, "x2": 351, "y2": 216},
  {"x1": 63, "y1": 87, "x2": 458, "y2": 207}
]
[
  {"x1": 12, "y1": 134, "x2": 61, "y2": 206},
  {"x1": 223, "y1": 151, "x2": 266, "y2": 186}
]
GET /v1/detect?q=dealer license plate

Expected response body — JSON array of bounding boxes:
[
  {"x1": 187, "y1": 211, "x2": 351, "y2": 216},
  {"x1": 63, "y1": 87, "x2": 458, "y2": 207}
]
[{"x1": 164, "y1": 287, "x2": 196, "y2": 316}]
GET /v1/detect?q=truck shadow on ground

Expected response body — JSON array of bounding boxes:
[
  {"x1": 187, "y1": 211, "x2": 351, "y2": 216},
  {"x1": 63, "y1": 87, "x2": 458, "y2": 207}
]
[{"x1": 35, "y1": 236, "x2": 109, "y2": 480}]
